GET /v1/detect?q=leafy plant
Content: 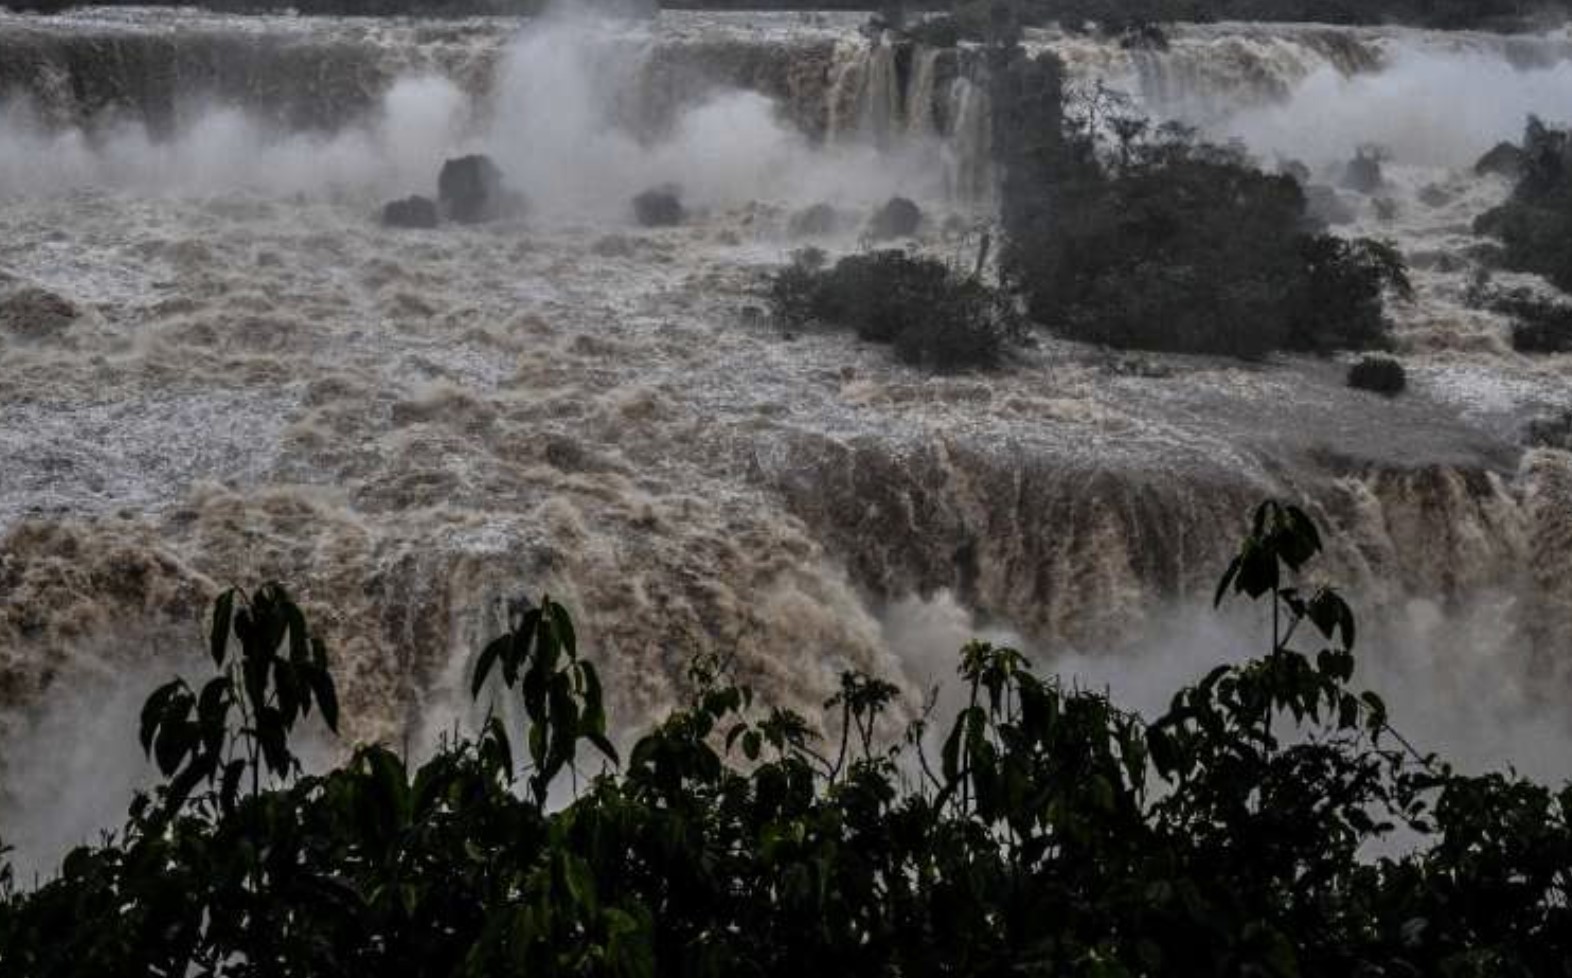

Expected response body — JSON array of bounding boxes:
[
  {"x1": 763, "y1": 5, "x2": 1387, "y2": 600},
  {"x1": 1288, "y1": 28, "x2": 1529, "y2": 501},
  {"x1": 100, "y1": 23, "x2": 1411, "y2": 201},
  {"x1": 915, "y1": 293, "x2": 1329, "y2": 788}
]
[{"x1": 2, "y1": 503, "x2": 1569, "y2": 977}]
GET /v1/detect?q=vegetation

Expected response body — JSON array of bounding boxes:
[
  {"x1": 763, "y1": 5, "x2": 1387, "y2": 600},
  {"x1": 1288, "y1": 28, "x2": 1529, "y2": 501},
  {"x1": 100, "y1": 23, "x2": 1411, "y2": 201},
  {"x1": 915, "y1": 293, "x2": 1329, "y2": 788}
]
[
  {"x1": 2, "y1": 503, "x2": 1570, "y2": 976},
  {"x1": 1475, "y1": 117, "x2": 1572, "y2": 298},
  {"x1": 1466, "y1": 271, "x2": 1572, "y2": 355},
  {"x1": 1347, "y1": 355, "x2": 1406, "y2": 396},
  {"x1": 768, "y1": 247, "x2": 1022, "y2": 370},
  {"x1": 993, "y1": 55, "x2": 1409, "y2": 359}
]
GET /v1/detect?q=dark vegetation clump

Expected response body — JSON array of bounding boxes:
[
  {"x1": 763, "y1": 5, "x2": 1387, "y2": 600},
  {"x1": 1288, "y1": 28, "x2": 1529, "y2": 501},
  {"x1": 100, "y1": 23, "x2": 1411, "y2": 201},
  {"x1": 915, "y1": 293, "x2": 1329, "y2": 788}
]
[
  {"x1": 1473, "y1": 116, "x2": 1572, "y2": 294},
  {"x1": 769, "y1": 248, "x2": 1019, "y2": 369},
  {"x1": 1495, "y1": 289, "x2": 1572, "y2": 353},
  {"x1": 1347, "y1": 354, "x2": 1406, "y2": 396},
  {"x1": 3, "y1": 503, "x2": 1570, "y2": 977},
  {"x1": 1475, "y1": 140, "x2": 1527, "y2": 179},
  {"x1": 993, "y1": 55, "x2": 1409, "y2": 359}
]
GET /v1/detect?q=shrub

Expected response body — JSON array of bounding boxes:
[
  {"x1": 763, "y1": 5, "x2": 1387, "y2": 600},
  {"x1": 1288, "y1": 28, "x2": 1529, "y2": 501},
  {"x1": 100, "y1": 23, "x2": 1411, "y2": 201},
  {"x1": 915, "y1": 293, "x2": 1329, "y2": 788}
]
[
  {"x1": 1347, "y1": 355, "x2": 1406, "y2": 396},
  {"x1": 994, "y1": 55, "x2": 1408, "y2": 359},
  {"x1": 1473, "y1": 117, "x2": 1572, "y2": 293},
  {"x1": 3, "y1": 502, "x2": 1571, "y2": 976},
  {"x1": 1470, "y1": 283, "x2": 1572, "y2": 354},
  {"x1": 769, "y1": 248, "x2": 1019, "y2": 370}
]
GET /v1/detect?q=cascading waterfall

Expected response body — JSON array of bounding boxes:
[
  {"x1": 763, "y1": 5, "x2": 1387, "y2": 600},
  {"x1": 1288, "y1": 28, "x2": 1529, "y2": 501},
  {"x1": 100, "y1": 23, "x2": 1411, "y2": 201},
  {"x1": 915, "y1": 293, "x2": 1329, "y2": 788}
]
[{"x1": 2, "y1": 6, "x2": 1572, "y2": 871}]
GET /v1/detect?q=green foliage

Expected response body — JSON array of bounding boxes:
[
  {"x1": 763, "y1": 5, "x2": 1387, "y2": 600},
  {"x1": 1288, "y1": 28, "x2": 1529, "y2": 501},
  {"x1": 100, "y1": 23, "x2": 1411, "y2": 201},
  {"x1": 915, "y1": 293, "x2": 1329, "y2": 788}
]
[
  {"x1": 995, "y1": 58, "x2": 1408, "y2": 359},
  {"x1": 2, "y1": 504, "x2": 1571, "y2": 976},
  {"x1": 768, "y1": 247, "x2": 1022, "y2": 370},
  {"x1": 1347, "y1": 355, "x2": 1407, "y2": 396},
  {"x1": 1474, "y1": 117, "x2": 1572, "y2": 296}
]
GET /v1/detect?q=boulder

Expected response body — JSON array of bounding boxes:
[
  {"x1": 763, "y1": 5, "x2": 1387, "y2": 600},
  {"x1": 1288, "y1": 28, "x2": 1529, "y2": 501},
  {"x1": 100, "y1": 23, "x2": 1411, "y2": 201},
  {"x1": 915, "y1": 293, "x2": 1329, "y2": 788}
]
[
  {"x1": 0, "y1": 280, "x2": 78, "y2": 341},
  {"x1": 633, "y1": 187, "x2": 684, "y2": 227},
  {"x1": 381, "y1": 195, "x2": 439, "y2": 229},
  {"x1": 438, "y1": 154, "x2": 513, "y2": 224},
  {"x1": 787, "y1": 203, "x2": 839, "y2": 238},
  {"x1": 1475, "y1": 141, "x2": 1526, "y2": 179},
  {"x1": 1340, "y1": 148, "x2": 1385, "y2": 194},
  {"x1": 867, "y1": 196, "x2": 921, "y2": 240}
]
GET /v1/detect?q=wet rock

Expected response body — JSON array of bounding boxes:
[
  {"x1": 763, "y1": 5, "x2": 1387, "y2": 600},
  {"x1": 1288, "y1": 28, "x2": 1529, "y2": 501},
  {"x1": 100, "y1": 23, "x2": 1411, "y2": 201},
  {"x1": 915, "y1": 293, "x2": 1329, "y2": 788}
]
[
  {"x1": 1372, "y1": 196, "x2": 1400, "y2": 222},
  {"x1": 0, "y1": 280, "x2": 78, "y2": 341},
  {"x1": 1340, "y1": 147, "x2": 1385, "y2": 194},
  {"x1": 787, "y1": 203, "x2": 839, "y2": 238},
  {"x1": 381, "y1": 195, "x2": 439, "y2": 229},
  {"x1": 1475, "y1": 141, "x2": 1526, "y2": 179},
  {"x1": 867, "y1": 196, "x2": 921, "y2": 240},
  {"x1": 633, "y1": 186, "x2": 684, "y2": 227},
  {"x1": 438, "y1": 154, "x2": 515, "y2": 224}
]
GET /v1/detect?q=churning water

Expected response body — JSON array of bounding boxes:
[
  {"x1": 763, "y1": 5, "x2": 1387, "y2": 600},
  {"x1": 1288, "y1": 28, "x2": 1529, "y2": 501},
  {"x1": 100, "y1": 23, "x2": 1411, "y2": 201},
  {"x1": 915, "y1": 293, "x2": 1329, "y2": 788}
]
[{"x1": 1, "y1": 6, "x2": 1570, "y2": 872}]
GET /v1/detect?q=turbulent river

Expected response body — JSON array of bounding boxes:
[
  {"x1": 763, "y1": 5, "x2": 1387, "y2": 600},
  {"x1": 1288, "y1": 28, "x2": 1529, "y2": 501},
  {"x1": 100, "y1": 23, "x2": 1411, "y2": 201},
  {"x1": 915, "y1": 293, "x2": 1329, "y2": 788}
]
[{"x1": 1, "y1": 6, "x2": 1571, "y2": 870}]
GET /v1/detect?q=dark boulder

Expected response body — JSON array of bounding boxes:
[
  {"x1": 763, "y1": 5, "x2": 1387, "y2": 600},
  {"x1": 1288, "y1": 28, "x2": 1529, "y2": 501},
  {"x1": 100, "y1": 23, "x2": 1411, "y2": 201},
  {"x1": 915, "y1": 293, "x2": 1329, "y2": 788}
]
[
  {"x1": 381, "y1": 195, "x2": 439, "y2": 229},
  {"x1": 0, "y1": 278, "x2": 78, "y2": 341},
  {"x1": 1340, "y1": 148, "x2": 1385, "y2": 194},
  {"x1": 867, "y1": 196, "x2": 921, "y2": 240},
  {"x1": 633, "y1": 187, "x2": 684, "y2": 227},
  {"x1": 1475, "y1": 141, "x2": 1526, "y2": 179},
  {"x1": 787, "y1": 203, "x2": 839, "y2": 238},
  {"x1": 438, "y1": 154, "x2": 513, "y2": 224}
]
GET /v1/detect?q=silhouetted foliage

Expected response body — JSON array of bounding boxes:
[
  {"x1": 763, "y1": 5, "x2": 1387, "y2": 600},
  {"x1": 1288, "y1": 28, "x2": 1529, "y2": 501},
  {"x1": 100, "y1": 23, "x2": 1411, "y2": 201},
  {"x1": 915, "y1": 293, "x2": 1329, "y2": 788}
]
[
  {"x1": 1468, "y1": 274, "x2": 1572, "y2": 354},
  {"x1": 1347, "y1": 354, "x2": 1406, "y2": 396},
  {"x1": 994, "y1": 56, "x2": 1409, "y2": 359},
  {"x1": 2, "y1": 503, "x2": 1571, "y2": 976},
  {"x1": 1474, "y1": 117, "x2": 1572, "y2": 295},
  {"x1": 769, "y1": 247, "x2": 1021, "y2": 370}
]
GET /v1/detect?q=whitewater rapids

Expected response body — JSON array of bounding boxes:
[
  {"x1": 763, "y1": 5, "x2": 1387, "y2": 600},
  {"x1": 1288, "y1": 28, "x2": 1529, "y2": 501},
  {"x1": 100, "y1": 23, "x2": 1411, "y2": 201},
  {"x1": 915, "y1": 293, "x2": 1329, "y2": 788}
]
[{"x1": 1, "y1": 7, "x2": 1570, "y2": 871}]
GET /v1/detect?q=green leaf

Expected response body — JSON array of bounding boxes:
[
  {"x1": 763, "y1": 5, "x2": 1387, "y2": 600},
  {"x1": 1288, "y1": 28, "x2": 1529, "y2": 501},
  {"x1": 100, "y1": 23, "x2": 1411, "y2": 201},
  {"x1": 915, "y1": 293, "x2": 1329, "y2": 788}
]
[
  {"x1": 547, "y1": 599, "x2": 577, "y2": 659},
  {"x1": 473, "y1": 636, "x2": 508, "y2": 698},
  {"x1": 140, "y1": 679, "x2": 186, "y2": 755},
  {"x1": 305, "y1": 663, "x2": 340, "y2": 735},
  {"x1": 210, "y1": 589, "x2": 235, "y2": 667}
]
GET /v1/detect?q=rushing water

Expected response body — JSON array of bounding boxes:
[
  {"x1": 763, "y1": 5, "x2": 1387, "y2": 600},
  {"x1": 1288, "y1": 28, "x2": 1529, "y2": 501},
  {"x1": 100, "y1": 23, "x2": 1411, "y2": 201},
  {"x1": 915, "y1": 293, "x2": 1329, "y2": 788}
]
[{"x1": 1, "y1": 6, "x2": 1571, "y2": 872}]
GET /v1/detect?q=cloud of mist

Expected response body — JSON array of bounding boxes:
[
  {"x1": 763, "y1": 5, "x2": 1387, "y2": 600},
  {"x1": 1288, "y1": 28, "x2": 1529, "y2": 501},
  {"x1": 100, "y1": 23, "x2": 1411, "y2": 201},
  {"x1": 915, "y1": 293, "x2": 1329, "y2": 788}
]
[
  {"x1": 1218, "y1": 45, "x2": 1572, "y2": 169},
  {"x1": 878, "y1": 589, "x2": 1572, "y2": 786},
  {"x1": 0, "y1": 11, "x2": 948, "y2": 215}
]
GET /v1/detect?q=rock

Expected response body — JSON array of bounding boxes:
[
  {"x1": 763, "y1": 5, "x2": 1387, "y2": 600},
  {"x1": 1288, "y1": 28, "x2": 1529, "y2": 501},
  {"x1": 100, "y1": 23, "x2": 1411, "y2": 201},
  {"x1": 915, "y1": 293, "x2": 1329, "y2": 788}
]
[
  {"x1": 381, "y1": 195, "x2": 439, "y2": 229},
  {"x1": 867, "y1": 196, "x2": 921, "y2": 240},
  {"x1": 1340, "y1": 148, "x2": 1385, "y2": 194},
  {"x1": 1475, "y1": 141, "x2": 1526, "y2": 179},
  {"x1": 438, "y1": 154, "x2": 513, "y2": 224},
  {"x1": 1373, "y1": 196, "x2": 1400, "y2": 222},
  {"x1": 0, "y1": 280, "x2": 78, "y2": 341},
  {"x1": 633, "y1": 186, "x2": 684, "y2": 227},
  {"x1": 787, "y1": 203, "x2": 838, "y2": 238}
]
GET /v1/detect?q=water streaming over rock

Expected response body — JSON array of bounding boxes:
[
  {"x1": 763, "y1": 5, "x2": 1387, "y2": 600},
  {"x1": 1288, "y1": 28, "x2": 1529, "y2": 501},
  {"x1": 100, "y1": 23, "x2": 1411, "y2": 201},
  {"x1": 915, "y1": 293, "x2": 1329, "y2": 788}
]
[{"x1": 2, "y1": 7, "x2": 1571, "y2": 869}]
